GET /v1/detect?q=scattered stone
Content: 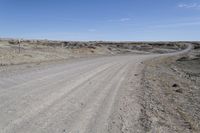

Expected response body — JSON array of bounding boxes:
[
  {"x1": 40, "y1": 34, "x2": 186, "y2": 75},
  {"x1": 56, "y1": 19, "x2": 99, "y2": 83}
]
[
  {"x1": 175, "y1": 89, "x2": 183, "y2": 93},
  {"x1": 172, "y1": 84, "x2": 179, "y2": 88},
  {"x1": 177, "y1": 57, "x2": 189, "y2": 61}
]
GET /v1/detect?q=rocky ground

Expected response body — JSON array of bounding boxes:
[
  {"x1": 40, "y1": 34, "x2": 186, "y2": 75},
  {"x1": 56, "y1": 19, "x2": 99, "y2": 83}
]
[
  {"x1": 0, "y1": 39, "x2": 199, "y2": 133},
  {"x1": 0, "y1": 39, "x2": 186, "y2": 66},
  {"x1": 140, "y1": 43, "x2": 200, "y2": 133}
]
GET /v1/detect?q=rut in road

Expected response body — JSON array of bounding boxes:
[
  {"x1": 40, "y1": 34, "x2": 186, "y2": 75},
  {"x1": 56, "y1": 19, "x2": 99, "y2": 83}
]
[
  {"x1": 0, "y1": 55, "x2": 147, "y2": 133},
  {"x1": 0, "y1": 43, "x2": 192, "y2": 133}
]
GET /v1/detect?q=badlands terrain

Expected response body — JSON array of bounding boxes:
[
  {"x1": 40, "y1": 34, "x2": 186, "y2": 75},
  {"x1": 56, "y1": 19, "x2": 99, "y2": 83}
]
[{"x1": 0, "y1": 39, "x2": 199, "y2": 133}]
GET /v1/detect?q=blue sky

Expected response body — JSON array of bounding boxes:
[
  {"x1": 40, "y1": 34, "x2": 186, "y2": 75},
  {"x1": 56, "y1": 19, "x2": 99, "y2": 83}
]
[{"x1": 0, "y1": 0, "x2": 200, "y2": 41}]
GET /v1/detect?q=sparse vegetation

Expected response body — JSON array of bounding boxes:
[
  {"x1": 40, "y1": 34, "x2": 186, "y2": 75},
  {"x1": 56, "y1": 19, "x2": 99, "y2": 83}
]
[{"x1": 0, "y1": 38, "x2": 188, "y2": 66}]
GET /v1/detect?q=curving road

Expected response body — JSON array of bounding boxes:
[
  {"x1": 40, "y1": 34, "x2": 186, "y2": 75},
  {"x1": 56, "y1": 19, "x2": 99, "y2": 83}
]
[{"x1": 0, "y1": 44, "x2": 192, "y2": 133}]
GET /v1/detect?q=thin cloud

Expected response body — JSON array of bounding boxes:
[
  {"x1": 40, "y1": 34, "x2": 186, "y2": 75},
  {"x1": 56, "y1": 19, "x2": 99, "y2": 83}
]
[
  {"x1": 151, "y1": 21, "x2": 200, "y2": 28},
  {"x1": 178, "y1": 3, "x2": 200, "y2": 9},
  {"x1": 119, "y1": 18, "x2": 131, "y2": 22},
  {"x1": 88, "y1": 29, "x2": 97, "y2": 32},
  {"x1": 108, "y1": 18, "x2": 131, "y2": 22}
]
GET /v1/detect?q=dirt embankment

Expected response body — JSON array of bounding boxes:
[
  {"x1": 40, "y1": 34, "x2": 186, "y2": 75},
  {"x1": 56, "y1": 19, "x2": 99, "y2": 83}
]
[
  {"x1": 140, "y1": 43, "x2": 200, "y2": 133},
  {"x1": 0, "y1": 39, "x2": 187, "y2": 66}
]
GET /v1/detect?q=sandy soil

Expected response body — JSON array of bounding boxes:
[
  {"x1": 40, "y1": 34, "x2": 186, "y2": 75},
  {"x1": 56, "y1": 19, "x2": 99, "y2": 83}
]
[{"x1": 0, "y1": 40, "x2": 111, "y2": 66}]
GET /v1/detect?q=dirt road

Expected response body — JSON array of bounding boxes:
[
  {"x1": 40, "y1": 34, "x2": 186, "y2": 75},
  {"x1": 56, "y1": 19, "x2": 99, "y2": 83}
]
[{"x1": 0, "y1": 44, "x2": 191, "y2": 133}]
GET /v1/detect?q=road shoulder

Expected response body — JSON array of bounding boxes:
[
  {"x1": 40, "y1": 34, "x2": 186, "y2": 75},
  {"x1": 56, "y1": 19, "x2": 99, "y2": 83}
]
[{"x1": 139, "y1": 46, "x2": 200, "y2": 132}]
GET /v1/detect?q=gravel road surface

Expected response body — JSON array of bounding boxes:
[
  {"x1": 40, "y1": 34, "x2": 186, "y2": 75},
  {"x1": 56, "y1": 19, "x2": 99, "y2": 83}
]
[{"x1": 0, "y1": 44, "x2": 191, "y2": 133}]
